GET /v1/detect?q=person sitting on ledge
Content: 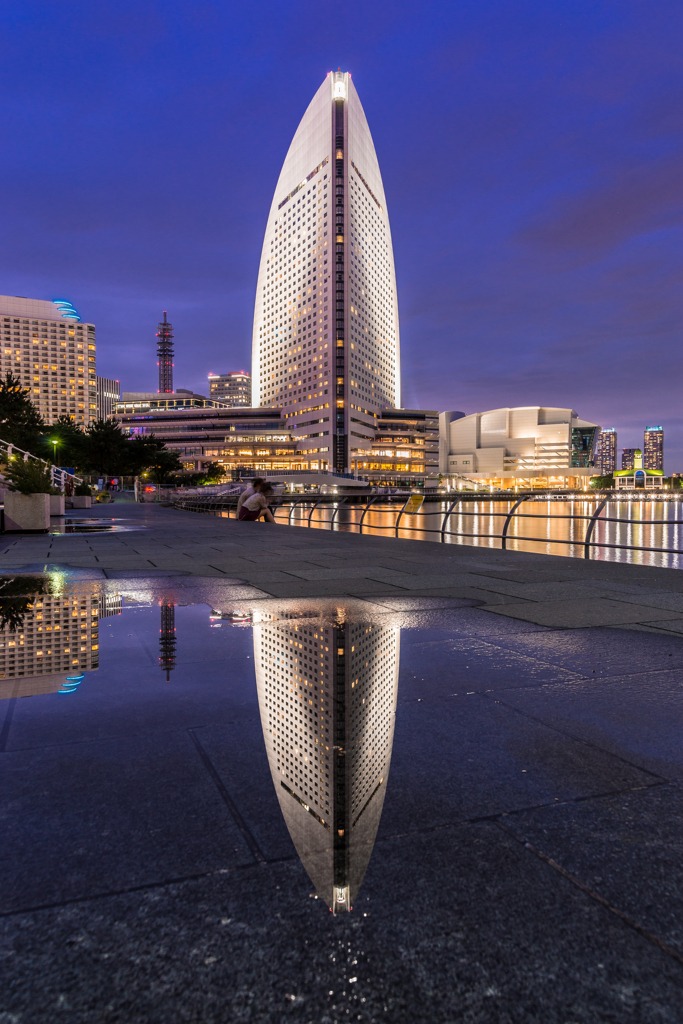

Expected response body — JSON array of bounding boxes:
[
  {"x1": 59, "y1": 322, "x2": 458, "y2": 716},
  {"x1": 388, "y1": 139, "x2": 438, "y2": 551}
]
[
  {"x1": 238, "y1": 482, "x2": 276, "y2": 523},
  {"x1": 236, "y1": 477, "x2": 264, "y2": 517}
]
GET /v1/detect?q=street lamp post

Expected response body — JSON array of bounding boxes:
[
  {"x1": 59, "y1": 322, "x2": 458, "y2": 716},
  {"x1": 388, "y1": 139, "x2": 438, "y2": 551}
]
[{"x1": 51, "y1": 440, "x2": 59, "y2": 490}]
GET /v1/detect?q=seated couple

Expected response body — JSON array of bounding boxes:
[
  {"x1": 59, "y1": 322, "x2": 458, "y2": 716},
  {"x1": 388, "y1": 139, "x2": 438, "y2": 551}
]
[{"x1": 236, "y1": 478, "x2": 276, "y2": 523}]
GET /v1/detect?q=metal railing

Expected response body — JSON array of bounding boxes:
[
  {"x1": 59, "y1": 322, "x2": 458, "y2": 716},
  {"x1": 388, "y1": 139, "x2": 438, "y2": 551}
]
[
  {"x1": 172, "y1": 493, "x2": 683, "y2": 565},
  {"x1": 0, "y1": 438, "x2": 82, "y2": 491},
  {"x1": 173, "y1": 492, "x2": 683, "y2": 561}
]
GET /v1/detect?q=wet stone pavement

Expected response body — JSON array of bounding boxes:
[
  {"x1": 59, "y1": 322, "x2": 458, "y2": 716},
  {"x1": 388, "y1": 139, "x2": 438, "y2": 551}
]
[{"x1": 0, "y1": 505, "x2": 682, "y2": 1022}]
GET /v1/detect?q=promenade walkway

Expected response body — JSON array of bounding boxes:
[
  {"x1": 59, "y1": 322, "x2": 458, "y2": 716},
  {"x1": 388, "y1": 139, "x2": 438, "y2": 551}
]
[{"x1": 3, "y1": 501, "x2": 683, "y2": 631}]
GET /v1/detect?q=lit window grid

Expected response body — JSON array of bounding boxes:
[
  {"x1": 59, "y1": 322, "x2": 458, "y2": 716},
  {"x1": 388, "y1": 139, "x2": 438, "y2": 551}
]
[
  {"x1": 254, "y1": 613, "x2": 399, "y2": 909},
  {"x1": 252, "y1": 72, "x2": 401, "y2": 472},
  {"x1": 0, "y1": 314, "x2": 96, "y2": 426},
  {"x1": 0, "y1": 594, "x2": 99, "y2": 698}
]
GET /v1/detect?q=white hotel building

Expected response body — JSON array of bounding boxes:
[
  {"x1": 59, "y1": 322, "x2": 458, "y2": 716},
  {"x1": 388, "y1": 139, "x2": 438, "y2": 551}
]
[
  {"x1": 253, "y1": 71, "x2": 401, "y2": 474},
  {"x1": 0, "y1": 296, "x2": 96, "y2": 426}
]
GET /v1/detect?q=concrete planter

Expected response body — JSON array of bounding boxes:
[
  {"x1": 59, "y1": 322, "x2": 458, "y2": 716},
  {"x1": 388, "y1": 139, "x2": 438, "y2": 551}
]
[
  {"x1": 4, "y1": 492, "x2": 50, "y2": 532},
  {"x1": 72, "y1": 496, "x2": 92, "y2": 509},
  {"x1": 49, "y1": 495, "x2": 65, "y2": 516}
]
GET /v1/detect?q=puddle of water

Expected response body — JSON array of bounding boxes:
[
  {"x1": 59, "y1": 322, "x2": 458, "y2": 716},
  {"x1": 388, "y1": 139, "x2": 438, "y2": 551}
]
[
  {"x1": 0, "y1": 572, "x2": 680, "y2": 934},
  {"x1": 49, "y1": 517, "x2": 147, "y2": 534}
]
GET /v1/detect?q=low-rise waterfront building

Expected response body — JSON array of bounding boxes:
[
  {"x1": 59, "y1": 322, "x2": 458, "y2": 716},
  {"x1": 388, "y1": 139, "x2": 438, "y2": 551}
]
[
  {"x1": 614, "y1": 448, "x2": 664, "y2": 489},
  {"x1": 115, "y1": 390, "x2": 226, "y2": 415},
  {"x1": 356, "y1": 409, "x2": 440, "y2": 489},
  {"x1": 116, "y1": 405, "x2": 300, "y2": 475},
  {"x1": 440, "y1": 406, "x2": 600, "y2": 489}
]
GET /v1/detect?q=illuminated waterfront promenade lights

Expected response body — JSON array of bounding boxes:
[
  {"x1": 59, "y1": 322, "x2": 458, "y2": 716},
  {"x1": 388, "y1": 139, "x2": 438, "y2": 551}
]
[{"x1": 253, "y1": 71, "x2": 401, "y2": 475}]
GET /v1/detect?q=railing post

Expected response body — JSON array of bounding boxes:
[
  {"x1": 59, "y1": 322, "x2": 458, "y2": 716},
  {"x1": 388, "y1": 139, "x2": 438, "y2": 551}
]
[
  {"x1": 440, "y1": 496, "x2": 462, "y2": 542},
  {"x1": 584, "y1": 498, "x2": 608, "y2": 559},
  {"x1": 307, "y1": 497, "x2": 323, "y2": 527},
  {"x1": 358, "y1": 495, "x2": 379, "y2": 533},
  {"x1": 501, "y1": 495, "x2": 529, "y2": 550},
  {"x1": 330, "y1": 496, "x2": 348, "y2": 527},
  {"x1": 288, "y1": 497, "x2": 304, "y2": 524},
  {"x1": 395, "y1": 496, "x2": 412, "y2": 537}
]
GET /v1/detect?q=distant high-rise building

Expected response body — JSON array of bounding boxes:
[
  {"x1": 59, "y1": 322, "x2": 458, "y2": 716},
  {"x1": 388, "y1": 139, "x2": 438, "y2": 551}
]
[
  {"x1": 644, "y1": 426, "x2": 664, "y2": 471},
  {"x1": 595, "y1": 428, "x2": 617, "y2": 475},
  {"x1": 622, "y1": 448, "x2": 637, "y2": 471},
  {"x1": 253, "y1": 70, "x2": 401, "y2": 474},
  {"x1": 96, "y1": 376, "x2": 120, "y2": 420},
  {"x1": 156, "y1": 311, "x2": 174, "y2": 393},
  {"x1": 255, "y1": 610, "x2": 399, "y2": 913},
  {"x1": 0, "y1": 295, "x2": 96, "y2": 426},
  {"x1": 208, "y1": 371, "x2": 251, "y2": 407}
]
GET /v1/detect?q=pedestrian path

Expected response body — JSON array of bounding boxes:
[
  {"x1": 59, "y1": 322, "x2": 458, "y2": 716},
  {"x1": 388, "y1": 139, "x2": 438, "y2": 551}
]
[{"x1": 3, "y1": 502, "x2": 683, "y2": 632}]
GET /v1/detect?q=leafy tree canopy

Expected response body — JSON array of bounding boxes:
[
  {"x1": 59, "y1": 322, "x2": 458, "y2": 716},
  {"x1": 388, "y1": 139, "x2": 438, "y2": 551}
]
[{"x1": 0, "y1": 373, "x2": 46, "y2": 455}]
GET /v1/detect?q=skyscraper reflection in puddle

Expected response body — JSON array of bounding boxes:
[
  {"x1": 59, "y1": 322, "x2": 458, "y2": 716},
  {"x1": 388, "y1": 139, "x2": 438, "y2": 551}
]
[{"x1": 254, "y1": 609, "x2": 399, "y2": 913}]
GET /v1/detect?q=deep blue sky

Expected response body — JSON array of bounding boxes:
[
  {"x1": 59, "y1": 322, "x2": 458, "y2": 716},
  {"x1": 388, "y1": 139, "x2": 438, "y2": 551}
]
[{"x1": 1, "y1": 1, "x2": 681, "y2": 464}]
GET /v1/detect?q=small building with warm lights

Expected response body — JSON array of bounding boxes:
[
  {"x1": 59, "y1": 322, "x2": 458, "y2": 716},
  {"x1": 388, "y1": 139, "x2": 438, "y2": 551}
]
[{"x1": 614, "y1": 448, "x2": 664, "y2": 489}]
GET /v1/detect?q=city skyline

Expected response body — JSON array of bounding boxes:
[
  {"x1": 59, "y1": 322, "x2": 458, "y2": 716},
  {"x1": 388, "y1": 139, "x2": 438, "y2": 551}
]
[{"x1": 0, "y1": 4, "x2": 680, "y2": 462}]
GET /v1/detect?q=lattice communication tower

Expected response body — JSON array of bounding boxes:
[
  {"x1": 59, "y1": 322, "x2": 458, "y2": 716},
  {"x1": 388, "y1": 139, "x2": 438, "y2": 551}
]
[{"x1": 156, "y1": 311, "x2": 174, "y2": 393}]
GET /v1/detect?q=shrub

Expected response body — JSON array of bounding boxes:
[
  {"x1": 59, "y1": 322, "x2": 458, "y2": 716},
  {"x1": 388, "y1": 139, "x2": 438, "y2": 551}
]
[
  {"x1": 75, "y1": 482, "x2": 92, "y2": 497},
  {"x1": 4, "y1": 458, "x2": 53, "y2": 495}
]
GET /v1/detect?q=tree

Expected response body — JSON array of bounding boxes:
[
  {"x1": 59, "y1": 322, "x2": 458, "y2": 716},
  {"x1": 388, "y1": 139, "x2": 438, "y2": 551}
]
[
  {"x1": 42, "y1": 415, "x2": 86, "y2": 469},
  {"x1": 590, "y1": 474, "x2": 614, "y2": 489},
  {"x1": 79, "y1": 419, "x2": 131, "y2": 477},
  {"x1": 201, "y1": 461, "x2": 225, "y2": 484},
  {"x1": 0, "y1": 373, "x2": 46, "y2": 455},
  {"x1": 147, "y1": 447, "x2": 183, "y2": 486},
  {"x1": 0, "y1": 576, "x2": 48, "y2": 632},
  {"x1": 125, "y1": 435, "x2": 166, "y2": 477}
]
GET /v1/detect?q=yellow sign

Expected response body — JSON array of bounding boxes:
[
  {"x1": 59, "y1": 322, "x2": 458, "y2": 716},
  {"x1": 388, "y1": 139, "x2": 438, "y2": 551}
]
[{"x1": 404, "y1": 494, "x2": 424, "y2": 514}]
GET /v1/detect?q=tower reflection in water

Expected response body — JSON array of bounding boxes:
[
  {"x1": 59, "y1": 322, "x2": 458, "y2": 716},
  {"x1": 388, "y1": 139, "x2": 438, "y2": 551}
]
[{"x1": 255, "y1": 610, "x2": 399, "y2": 913}]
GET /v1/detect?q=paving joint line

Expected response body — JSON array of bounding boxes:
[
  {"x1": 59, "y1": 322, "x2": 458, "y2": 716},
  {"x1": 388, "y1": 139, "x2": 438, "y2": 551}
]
[
  {"x1": 496, "y1": 818, "x2": 683, "y2": 969},
  {"x1": 481, "y1": 692, "x2": 668, "y2": 781},
  {"x1": 187, "y1": 727, "x2": 267, "y2": 865}
]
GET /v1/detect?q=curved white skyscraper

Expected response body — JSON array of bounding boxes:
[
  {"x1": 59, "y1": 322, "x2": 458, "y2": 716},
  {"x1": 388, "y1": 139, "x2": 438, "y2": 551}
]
[{"x1": 253, "y1": 71, "x2": 401, "y2": 473}]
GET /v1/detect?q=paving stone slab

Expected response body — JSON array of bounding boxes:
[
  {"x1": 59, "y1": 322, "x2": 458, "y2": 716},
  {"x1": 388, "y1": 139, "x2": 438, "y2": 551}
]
[
  {"x1": 2, "y1": 824, "x2": 682, "y2": 1024},
  {"x1": 483, "y1": 597, "x2": 683, "y2": 629}
]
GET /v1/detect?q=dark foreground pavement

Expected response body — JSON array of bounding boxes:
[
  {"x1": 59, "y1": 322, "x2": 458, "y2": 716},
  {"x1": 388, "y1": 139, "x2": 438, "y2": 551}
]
[{"x1": 0, "y1": 505, "x2": 682, "y2": 1022}]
